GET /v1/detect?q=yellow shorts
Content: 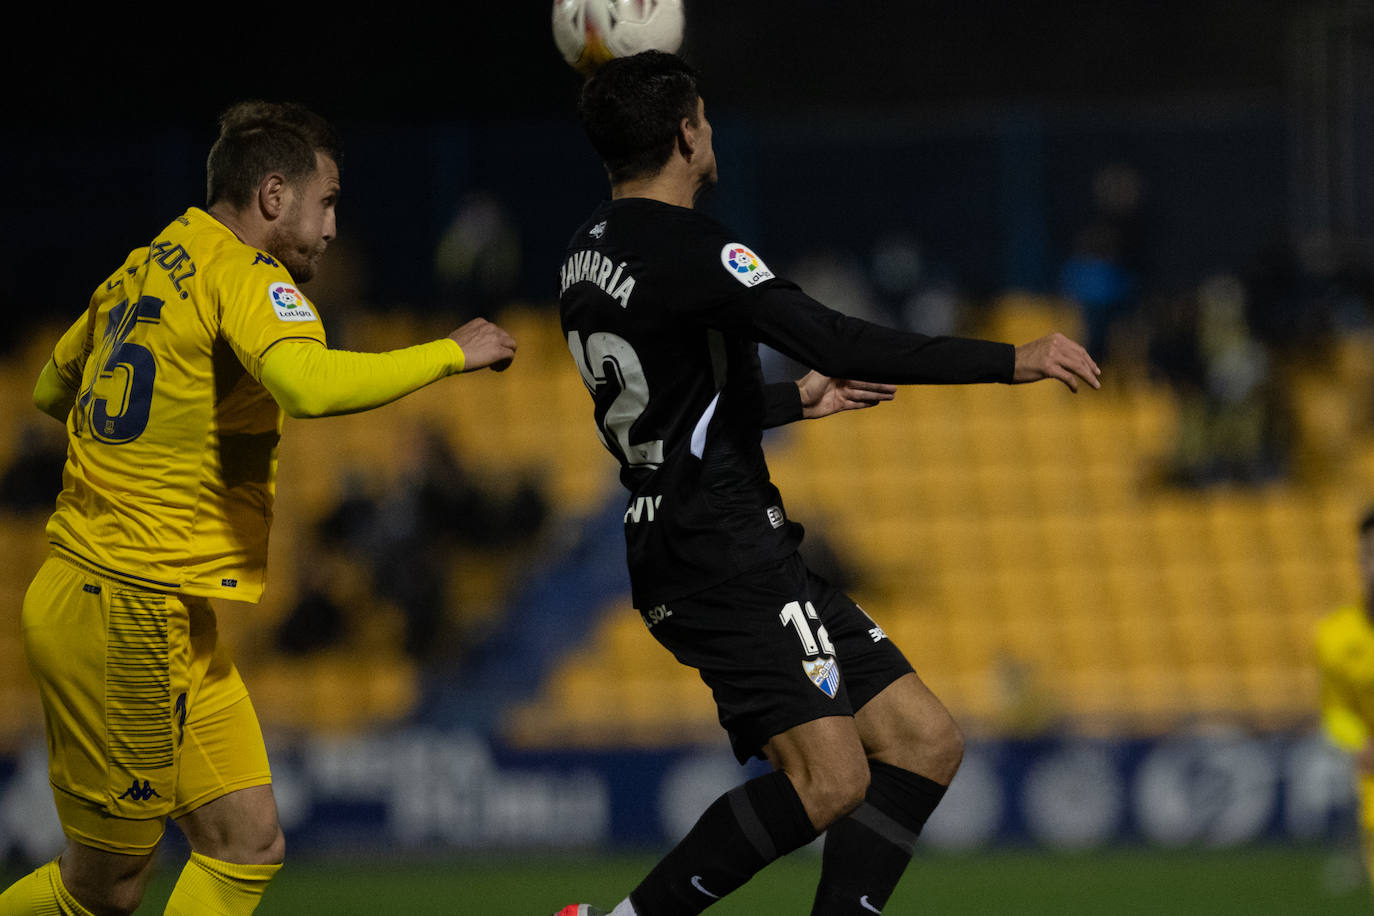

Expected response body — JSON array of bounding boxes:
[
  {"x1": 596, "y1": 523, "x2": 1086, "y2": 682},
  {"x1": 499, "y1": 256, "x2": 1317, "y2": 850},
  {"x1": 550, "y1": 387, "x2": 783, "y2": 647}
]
[{"x1": 21, "y1": 552, "x2": 272, "y2": 854}]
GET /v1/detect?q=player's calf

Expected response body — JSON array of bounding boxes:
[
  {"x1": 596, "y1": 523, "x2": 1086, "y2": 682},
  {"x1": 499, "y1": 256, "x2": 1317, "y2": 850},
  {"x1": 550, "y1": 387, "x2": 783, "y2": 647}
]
[
  {"x1": 57, "y1": 842, "x2": 157, "y2": 916},
  {"x1": 811, "y1": 761, "x2": 953, "y2": 915}
]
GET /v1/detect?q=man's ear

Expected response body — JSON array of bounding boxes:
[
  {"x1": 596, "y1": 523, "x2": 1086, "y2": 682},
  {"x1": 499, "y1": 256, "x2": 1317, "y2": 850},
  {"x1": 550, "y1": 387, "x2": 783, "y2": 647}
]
[
  {"x1": 258, "y1": 173, "x2": 289, "y2": 220},
  {"x1": 677, "y1": 116, "x2": 698, "y2": 161}
]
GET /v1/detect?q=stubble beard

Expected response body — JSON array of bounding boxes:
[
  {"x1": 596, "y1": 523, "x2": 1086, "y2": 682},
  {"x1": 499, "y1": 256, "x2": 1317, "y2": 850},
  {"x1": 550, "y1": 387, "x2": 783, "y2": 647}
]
[{"x1": 266, "y1": 222, "x2": 324, "y2": 284}]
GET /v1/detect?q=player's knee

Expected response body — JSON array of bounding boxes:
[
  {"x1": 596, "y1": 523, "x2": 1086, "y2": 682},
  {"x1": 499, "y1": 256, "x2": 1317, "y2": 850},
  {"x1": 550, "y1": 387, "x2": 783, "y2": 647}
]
[
  {"x1": 258, "y1": 825, "x2": 286, "y2": 866},
  {"x1": 200, "y1": 821, "x2": 285, "y2": 866},
  {"x1": 66, "y1": 870, "x2": 146, "y2": 916},
  {"x1": 244, "y1": 823, "x2": 286, "y2": 866},
  {"x1": 929, "y1": 713, "x2": 965, "y2": 781},
  {"x1": 880, "y1": 706, "x2": 965, "y2": 784},
  {"x1": 792, "y1": 755, "x2": 870, "y2": 830}
]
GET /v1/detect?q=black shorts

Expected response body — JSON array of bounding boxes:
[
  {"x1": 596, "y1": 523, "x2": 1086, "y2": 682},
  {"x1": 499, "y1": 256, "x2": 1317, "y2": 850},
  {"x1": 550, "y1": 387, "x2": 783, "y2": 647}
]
[{"x1": 639, "y1": 551, "x2": 916, "y2": 763}]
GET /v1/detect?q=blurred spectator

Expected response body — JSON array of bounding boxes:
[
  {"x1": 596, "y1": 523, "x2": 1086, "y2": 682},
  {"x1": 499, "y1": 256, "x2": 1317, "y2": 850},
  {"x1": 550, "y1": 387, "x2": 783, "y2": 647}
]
[
  {"x1": 0, "y1": 423, "x2": 65, "y2": 514},
  {"x1": 433, "y1": 191, "x2": 522, "y2": 321},
  {"x1": 1243, "y1": 234, "x2": 1374, "y2": 365},
  {"x1": 760, "y1": 249, "x2": 884, "y2": 381},
  {"x1": 1146, "y1": 273, "x2": 1287, "y2": 487},
  {"x1": 275, "y1": 425, "x2": 548, "y2": 664},
  {"x1": 990, "y1": 652, "x2": 1063, "y2": 738},
  {"x1": 868, "y1": 231, "x2": 966, "y2": 337},
  {"x1": 1058, "y1": 163, "x2": 1147, "y2": 364}
]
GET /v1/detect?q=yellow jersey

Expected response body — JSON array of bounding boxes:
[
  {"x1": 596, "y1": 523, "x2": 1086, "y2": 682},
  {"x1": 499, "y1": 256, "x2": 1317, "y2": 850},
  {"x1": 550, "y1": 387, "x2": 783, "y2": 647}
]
[
  {"x1": 1315, "y1": 602, "x2": 1374, "y2": 752},
  {"x1": 45, "y1": 207, "x2": 328, "y2": 602}
]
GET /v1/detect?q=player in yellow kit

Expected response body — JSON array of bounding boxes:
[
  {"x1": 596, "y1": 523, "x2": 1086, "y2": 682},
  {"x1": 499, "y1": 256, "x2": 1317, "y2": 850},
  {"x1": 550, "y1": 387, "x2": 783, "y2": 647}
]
[
  {"x1": 1315, "y1": 507, "x2": 1374, "y2": 889},
  {"x1": 0, "y1": 101, "x2": 516, "y2": 916}
]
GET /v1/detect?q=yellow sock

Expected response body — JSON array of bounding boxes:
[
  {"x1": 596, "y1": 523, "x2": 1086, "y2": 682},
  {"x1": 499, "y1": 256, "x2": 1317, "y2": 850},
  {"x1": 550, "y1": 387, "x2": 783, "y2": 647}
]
[
  {"x1": 163, "y1": 852, "x2": 281, "y2": 916},
  {"x1": 0, "y1": 860, "x2": 96, "y2": 916}
]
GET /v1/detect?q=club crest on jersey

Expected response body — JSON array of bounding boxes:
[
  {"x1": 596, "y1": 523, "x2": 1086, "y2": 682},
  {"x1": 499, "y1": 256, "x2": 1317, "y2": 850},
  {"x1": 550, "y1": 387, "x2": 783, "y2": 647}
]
[
  {"x1": 721, "y1": 243, "x2": 774, "y2": 287},
  {"x1": 803, "y1": 656, "x2": 841, "y2": 698},
  {"x1": 268, "y1": 282, "x2": 318, "y2": 322}
]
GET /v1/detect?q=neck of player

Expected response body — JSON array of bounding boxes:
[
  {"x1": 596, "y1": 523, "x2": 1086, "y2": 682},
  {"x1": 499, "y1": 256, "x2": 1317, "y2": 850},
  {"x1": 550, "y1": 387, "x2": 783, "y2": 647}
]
[
  {"x1": 207, "y1": 203, "x2": 266, "y2": 250},
  {"x1": 611, "y1": 162, "x2": 705, "y2": 210}
]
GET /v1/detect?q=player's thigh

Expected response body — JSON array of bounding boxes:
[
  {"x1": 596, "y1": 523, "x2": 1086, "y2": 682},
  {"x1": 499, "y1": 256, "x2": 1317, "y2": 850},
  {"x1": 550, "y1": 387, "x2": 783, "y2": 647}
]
[
  {"x1": 21, "y1": 555, "x2": 182, "y2": 855},
  {"x1": 643, "y1": 553, "x2": 861, "y2": 764},
  {"x1": 852, "y1": 672, "x2": 964, "y2": 782},
  {"x1": 170, "y1": 617, "x2": 278, "y2": 862},
  {"x1": 805, "y1": 573, "x2": 961, "y2": 780}
]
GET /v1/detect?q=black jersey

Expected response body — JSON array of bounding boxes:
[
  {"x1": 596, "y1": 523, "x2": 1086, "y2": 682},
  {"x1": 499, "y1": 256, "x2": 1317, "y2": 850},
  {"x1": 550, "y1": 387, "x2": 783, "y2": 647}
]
[{"x1": 558, "y1": 198, "x2": 1014, "y2": 607}]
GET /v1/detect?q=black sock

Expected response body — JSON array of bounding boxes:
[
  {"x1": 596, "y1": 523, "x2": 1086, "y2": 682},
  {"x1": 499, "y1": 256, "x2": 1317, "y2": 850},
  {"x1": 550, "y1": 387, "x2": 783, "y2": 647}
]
[
  {"x1": 810, "y1": 761, "x2": 948, "y2": 915},
  {"x1": 630, "y1": 770, "x2": 818, "y2": 916}
]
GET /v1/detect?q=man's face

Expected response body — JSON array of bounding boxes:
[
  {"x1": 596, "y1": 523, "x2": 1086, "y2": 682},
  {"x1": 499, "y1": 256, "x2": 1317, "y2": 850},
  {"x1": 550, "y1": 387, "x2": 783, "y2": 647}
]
[{"x1": 268, "y1": 151, "x2": 339, "y2": 283}]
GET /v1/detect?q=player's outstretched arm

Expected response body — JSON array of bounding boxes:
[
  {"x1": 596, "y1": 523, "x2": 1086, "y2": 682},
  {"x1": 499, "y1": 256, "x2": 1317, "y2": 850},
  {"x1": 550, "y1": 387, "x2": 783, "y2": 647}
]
[
  {"x1": 259, "y1": 317, "x2": 516, "y2": 419},
  {"x1": 448, "y1": 317, "x2": 516, "y2": 373},
  {"x1": 797, "y1": 371, "x2": 896, "y2": 420},
  {"x1": 1012, "y1": 333, "x2": 1101, "y2": 392}
]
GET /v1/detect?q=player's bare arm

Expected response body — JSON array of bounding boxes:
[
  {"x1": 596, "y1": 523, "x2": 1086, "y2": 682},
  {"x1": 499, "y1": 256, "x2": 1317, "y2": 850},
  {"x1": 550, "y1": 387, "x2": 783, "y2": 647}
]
[
  {"x1": 1012, "y1": 332, "x2": 1102, "y2": 392},
  {"x1": 796, "y1": 371, "x2": 896, "y2": 420},
  {"x1": 449, "y1": 317, "x2": 517, "y2": 372}
]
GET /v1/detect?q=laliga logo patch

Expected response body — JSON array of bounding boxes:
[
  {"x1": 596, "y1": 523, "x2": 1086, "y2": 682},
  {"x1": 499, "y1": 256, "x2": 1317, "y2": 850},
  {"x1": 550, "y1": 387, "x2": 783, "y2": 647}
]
[
  {"x1": 803, "y1": 656, "x2": 841, "y2": 699},
  {"x1": 268, "y1": 282, "x2": 318, "y2": 322},
  {"x1": 721, "y1": 243, "x2": 774, "y2": 287}
]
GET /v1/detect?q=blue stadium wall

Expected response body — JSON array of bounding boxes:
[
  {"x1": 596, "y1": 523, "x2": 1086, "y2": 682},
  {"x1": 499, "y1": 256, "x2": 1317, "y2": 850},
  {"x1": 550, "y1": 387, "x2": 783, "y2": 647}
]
[{"x1": 0, "y1": 731, "x2": 1356, "y2": 862}]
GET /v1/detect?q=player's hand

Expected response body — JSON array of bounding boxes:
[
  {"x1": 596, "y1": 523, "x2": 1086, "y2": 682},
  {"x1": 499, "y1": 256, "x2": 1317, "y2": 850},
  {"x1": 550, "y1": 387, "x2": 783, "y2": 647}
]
[
  {"x1": 449, "y1": 318, "x2": 516, "y2": 372},
  {"x1": 1012, "y1": 332, "x2": 1101, "y2": 392},
  {"x1": 798, "y1": 371, "x2": 896, "y2": 419}
]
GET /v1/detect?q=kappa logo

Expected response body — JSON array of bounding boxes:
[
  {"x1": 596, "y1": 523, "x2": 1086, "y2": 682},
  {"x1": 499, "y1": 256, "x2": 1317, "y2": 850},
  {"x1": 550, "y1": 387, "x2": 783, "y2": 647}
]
[
  {"x1": 589, "y1": 221, "x2": 607, "y2": 239},
  {"x1": 252, "y1": 252, "x2": 280, "y2": 268},
  {"x1": 268, "y1": 281, "x2": 318, "y2": 322},
  {"x1": 720, "y1": 243, "x2": 775, "y2": 287},
  {"x1": 117, "y1": 779, "x2": 161, "y2": 802}
]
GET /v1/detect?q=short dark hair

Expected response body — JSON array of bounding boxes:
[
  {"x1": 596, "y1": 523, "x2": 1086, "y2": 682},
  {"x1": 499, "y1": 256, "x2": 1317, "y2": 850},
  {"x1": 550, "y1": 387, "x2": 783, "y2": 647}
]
[
  {"x1": 205, "y1": 101, "x2": 341, "y2": 209},
  {"x1": 577, "y1": 51, "x2": 701, "y2": 185}
]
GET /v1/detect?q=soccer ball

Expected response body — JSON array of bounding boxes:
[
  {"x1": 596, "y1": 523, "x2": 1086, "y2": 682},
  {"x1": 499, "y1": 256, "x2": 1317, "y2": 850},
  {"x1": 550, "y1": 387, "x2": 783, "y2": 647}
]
[{"x1": 552, "y1": 0, "x2": 686, "y2": 76}]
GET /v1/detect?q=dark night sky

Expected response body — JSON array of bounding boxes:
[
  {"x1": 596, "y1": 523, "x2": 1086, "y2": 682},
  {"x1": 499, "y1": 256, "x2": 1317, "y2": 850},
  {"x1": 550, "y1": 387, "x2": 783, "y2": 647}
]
[{"x1": 11, "y1": 1, "x2": 1305, "y2": 129}]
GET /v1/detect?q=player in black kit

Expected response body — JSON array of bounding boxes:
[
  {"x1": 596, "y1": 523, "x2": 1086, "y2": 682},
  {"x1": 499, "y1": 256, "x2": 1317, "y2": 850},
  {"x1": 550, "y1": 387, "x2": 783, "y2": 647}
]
[{"x1": 554, "y1": 52, "x2": 1100, "y2": 916}]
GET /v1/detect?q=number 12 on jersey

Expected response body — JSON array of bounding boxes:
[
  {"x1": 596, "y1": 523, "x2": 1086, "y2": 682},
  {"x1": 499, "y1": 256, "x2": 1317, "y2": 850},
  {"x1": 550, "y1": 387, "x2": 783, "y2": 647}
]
[
  {"x1": 568, "y1": 330, "x2": 664, "y2": 468},
  {"x1": 781, "y1": 600, "x2": 835, "y2": 657}
]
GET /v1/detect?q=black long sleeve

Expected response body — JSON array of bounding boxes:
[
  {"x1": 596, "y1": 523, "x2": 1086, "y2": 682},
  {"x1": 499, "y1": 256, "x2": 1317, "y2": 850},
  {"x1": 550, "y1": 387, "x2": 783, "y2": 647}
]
[
  {"x1": 747, "y1": 283, "x2": 1015, "y2": 385},
  {"x1": 761, "y1": 381, "x2": 803, "y2": 429}
]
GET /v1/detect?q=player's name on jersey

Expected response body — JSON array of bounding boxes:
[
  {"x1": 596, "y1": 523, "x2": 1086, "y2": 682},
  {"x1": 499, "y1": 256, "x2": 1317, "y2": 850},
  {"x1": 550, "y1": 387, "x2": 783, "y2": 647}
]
[{"x1": 559, "y1": 249, "x2": 637, "y2": 308}]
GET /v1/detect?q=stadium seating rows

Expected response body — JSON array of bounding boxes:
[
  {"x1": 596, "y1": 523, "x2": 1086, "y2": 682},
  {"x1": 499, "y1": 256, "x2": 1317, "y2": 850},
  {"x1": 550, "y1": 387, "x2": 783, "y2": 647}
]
[
  {"x1": 1, "y1": 300, "x2": 1370, "y2": 751},
  {"x1": 504, "y1": 298, "x2": 1374, "y2": 747},
  {"x1": 0, "y1": 307, "x2": 614, "y2": 749}
]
